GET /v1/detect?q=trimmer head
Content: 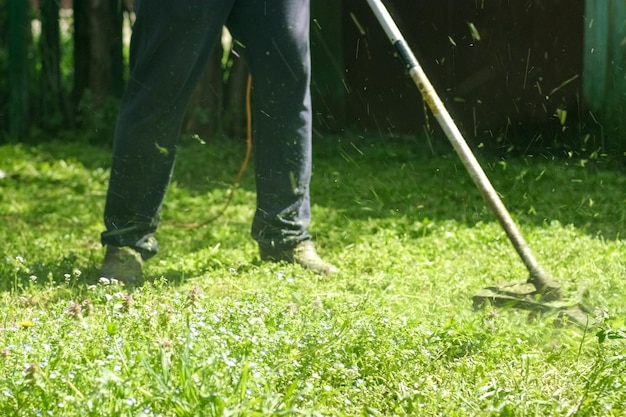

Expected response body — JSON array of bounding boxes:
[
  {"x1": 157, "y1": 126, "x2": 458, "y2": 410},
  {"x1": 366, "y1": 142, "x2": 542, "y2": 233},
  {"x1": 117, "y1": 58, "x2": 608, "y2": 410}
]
[
  {"x1": 527, "y1": 269, "x2": 563, "y2": 302},
  {"x1": 473, "y1": 281, "x2": 590, "y2": 327}
]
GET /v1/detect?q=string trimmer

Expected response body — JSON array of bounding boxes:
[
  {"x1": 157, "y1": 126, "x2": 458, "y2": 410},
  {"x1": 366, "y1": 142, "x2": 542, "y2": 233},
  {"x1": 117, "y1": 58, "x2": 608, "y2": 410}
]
[{"x1": 365, "y1": 0, "x2": 588, "y2": 325}]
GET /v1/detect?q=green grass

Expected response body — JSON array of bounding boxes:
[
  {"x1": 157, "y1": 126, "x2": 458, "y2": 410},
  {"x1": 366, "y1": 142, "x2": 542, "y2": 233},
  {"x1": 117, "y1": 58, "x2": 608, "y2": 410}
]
[{"x1": 0, "y1": 135, "x2": 625, "y2": 416}]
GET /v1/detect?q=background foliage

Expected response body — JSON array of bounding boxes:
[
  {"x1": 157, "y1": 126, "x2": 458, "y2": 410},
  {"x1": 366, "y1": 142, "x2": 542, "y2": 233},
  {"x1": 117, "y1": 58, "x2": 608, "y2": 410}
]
[{"x1": 0, "y1": 0, "x2": 625, "y2": 162}]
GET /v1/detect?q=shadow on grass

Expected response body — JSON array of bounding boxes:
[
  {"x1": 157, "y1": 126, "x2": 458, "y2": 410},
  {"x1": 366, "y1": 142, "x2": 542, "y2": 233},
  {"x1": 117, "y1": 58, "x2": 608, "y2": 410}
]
[
  {"x1": 3, "y1": 133, "x2": 624, "y2": 240},
  {"x1": 307, "y1": 135, "x2": 625, "y2": 241},
  {"x1": 0, "y1": 133, "x2": 623, "y2": 296},
  {"x1": 170, "y1": 133, "x2": 625, "y2": 242}
]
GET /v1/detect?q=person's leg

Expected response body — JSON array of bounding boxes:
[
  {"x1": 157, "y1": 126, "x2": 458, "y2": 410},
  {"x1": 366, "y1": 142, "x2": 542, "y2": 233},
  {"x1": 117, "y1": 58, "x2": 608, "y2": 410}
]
[
  {"x1": 100, "y1": 1, "x2": 237, "y2": 283},
  {"x1": 227, "y1": 0, "x2": 312, "y2": 249},
  {"x1": 227, "y1": 0, "x2": 337, "y2": 274},
  {"x1": 101, "y1": 0, "x2": 233, "y2": 260}
]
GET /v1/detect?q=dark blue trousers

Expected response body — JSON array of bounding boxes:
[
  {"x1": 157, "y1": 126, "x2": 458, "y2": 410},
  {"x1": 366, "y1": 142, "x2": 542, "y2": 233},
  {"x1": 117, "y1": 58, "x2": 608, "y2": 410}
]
[{"x1": 101, "y1": 0, "x2": 313, "y2": 259}]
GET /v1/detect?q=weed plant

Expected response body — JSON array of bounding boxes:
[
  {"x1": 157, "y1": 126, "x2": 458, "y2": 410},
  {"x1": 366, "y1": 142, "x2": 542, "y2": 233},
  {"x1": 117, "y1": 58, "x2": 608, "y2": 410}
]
[{"x1": 0, "y1": 136, "x2": 625, "y2": 416}]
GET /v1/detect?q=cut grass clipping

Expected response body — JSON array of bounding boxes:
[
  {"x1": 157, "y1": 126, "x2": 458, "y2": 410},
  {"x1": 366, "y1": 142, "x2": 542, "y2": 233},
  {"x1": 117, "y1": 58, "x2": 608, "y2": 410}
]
[{"x1": 0, "y1": 136, "x2": 625, "y2": 416}]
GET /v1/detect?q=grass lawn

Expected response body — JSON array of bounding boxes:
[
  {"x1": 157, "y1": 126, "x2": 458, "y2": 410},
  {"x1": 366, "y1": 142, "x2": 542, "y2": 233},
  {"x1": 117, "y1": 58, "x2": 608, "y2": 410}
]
[{"x1": 0, "y1": 134, "x2": 625, "y2": 416}]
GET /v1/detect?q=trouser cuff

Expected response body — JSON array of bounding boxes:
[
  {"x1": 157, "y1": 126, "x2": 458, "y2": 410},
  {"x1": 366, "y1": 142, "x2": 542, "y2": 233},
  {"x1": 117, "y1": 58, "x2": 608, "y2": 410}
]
[{"x1": 101, "y1": 227, "x2": 158, "y2": 260}]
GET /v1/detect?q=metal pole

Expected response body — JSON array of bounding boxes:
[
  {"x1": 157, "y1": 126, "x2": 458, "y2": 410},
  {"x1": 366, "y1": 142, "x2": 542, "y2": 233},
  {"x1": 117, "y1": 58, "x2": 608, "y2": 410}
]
[{"x1": 365, "y1": 0, "x2": 561, "y2": 300}]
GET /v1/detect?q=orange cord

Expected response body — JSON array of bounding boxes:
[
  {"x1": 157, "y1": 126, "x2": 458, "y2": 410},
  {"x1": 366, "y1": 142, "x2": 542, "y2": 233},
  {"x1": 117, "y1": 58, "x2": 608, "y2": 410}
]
[
  {"x1": 177, "y1": 74, "x2": 253, "y2": 228},
  {"x1": 237, "y1": 74, "x2": 253, "y2": 184}
]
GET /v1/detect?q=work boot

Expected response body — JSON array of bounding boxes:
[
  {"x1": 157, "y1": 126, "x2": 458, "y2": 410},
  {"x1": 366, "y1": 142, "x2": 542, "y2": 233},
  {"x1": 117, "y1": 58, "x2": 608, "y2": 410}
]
[
  {"x1": 99, "y1": 246, "x2": 143, "y2": 285},
  {"x1": 259, "y1": 240, "x2": 338, "y2": 275}
]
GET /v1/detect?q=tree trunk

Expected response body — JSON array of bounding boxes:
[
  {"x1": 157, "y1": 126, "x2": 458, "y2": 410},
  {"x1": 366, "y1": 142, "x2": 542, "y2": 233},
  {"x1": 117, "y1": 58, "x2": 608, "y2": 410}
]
[
  {"x1": 72, "y1": 0, "x2": 90, "y2": 111},
  {"x1": 40, "y1": 0, "x2": 62, "y2": 130},
  {"x1": 0, "y1": 0, "x2": 8, "y2": 135},
  {"x1": 183, "y1": 42, "x2": 225, "y2": 140},
  {"x1": 7, "y1": 0, "x2": 30, "y2": 138},
  {"x1": 73, "y1": 0, "x2": 124, "y2": 106},
  {"x1": 89, "y1": 0, "x2": 117, "y2": 104},
  {"x1": 223, "y1": 54, "x2": 249, "y2": 140},
  {"x1": 110, "y1": 1, "x2": 125, "y2": 98},
  {"x1": 182, "y1": 36, "x2": 253, "y2": 141}
]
